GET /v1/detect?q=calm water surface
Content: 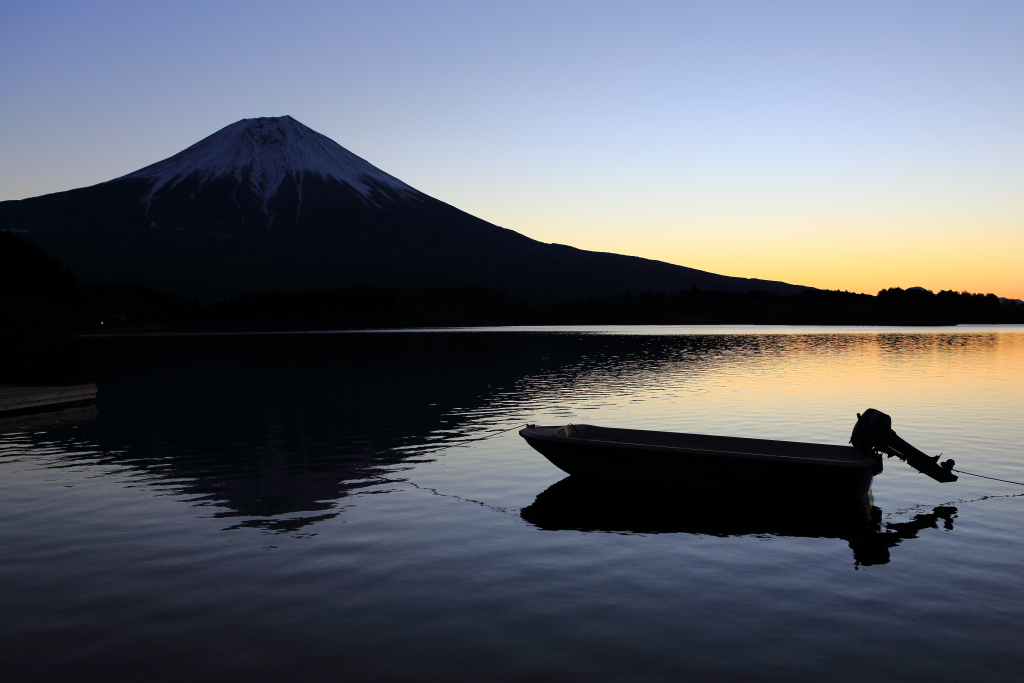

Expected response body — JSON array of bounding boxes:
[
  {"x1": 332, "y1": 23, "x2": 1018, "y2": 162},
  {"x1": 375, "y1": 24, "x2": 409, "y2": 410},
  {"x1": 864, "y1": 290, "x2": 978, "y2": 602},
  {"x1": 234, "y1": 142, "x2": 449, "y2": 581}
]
[{"x1": 2, "y1": 326, "x2": 1023, "y2": 682}]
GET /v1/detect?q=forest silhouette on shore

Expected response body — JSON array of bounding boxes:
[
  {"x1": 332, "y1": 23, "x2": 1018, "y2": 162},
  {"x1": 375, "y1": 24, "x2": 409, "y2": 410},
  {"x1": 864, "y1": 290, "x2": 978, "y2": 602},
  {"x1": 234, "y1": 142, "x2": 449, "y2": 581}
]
[{"x1": 4, "y1": 229, "x2": 1022, "y2": 335}]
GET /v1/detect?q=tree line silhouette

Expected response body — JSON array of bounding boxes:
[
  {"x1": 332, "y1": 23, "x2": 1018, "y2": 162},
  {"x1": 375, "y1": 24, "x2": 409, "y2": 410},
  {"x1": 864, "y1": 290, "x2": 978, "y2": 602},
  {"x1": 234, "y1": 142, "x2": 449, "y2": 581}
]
[{"x1": 4, "y1": 229, "x2": 1022, "y2": 333}]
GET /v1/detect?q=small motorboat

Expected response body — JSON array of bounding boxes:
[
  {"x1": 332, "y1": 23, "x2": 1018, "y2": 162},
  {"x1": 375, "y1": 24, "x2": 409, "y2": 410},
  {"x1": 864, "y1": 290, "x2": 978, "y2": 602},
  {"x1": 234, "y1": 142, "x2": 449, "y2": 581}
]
[{"x1": 519, "y1": 409, "x2": 957, "y2": 499}]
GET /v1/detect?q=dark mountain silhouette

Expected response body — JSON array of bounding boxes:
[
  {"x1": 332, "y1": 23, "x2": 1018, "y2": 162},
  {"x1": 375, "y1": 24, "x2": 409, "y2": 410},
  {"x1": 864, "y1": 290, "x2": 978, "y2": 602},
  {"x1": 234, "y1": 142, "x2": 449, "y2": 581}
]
[{"x1": 0, "y1": 116, "x2": 803, "y2": 302}]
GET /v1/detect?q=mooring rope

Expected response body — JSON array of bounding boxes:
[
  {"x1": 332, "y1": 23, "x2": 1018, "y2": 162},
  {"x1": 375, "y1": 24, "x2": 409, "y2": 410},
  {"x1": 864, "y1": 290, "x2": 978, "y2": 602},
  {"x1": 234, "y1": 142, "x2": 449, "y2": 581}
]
[
  {"x1": 436, "y1": 423, "x2": 527, "y2": 447},
  {"x1": 952, "y1": 469, "x2": 1024, "y2": 487}
]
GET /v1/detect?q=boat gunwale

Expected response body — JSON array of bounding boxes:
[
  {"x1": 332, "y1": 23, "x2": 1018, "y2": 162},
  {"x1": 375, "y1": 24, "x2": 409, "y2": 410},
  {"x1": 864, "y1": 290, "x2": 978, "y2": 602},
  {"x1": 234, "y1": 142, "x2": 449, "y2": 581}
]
[{"x1": 520, "y1": 425, "x2": 875, "y2": 468}]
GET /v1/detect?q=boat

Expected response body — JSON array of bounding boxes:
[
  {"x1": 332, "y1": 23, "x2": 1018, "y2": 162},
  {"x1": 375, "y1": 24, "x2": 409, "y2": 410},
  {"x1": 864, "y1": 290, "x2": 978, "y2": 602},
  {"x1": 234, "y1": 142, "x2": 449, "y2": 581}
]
[{"x1": 518, "y1": 409, "x2": 957, "y2": 499}]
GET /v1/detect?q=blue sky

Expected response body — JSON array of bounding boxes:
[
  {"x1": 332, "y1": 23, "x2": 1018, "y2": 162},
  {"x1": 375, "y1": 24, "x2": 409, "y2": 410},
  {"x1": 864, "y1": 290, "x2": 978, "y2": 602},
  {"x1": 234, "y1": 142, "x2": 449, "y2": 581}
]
[{"x1": 2, "y1": 1, "x2": 1021, "y2": 296}]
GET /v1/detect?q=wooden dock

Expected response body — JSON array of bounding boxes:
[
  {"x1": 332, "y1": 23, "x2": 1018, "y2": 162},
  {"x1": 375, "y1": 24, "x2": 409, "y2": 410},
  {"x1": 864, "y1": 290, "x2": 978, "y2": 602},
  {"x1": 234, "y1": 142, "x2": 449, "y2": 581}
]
[
  {"x1": 0, "y1": 384, "x2": 98, "y2": 415},
  {"x1": 0, "y1": 404, "x2": 97, "y2": 435}
]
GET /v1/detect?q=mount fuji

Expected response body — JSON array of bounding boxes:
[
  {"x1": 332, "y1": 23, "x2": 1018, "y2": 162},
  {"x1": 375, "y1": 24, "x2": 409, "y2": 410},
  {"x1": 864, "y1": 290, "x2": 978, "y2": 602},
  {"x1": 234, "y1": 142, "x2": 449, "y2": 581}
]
[{"x1": 0, "y1": 116, "x2": 803, "y2": 301}]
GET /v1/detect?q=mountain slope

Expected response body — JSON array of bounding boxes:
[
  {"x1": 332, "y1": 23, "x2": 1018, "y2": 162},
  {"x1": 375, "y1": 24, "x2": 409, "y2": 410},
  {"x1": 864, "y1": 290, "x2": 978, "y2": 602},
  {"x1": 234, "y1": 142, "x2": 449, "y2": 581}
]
[{"x1": 0, "y1": 116, "x2": 804, "y2": 302}]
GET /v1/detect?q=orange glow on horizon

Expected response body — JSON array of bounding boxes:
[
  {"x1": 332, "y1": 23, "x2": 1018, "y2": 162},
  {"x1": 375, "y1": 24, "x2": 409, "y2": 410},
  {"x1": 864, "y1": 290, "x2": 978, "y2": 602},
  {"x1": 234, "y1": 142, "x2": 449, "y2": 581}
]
[{"x1": 496, "y1": 212, "x2": 1024, "y2": 300}]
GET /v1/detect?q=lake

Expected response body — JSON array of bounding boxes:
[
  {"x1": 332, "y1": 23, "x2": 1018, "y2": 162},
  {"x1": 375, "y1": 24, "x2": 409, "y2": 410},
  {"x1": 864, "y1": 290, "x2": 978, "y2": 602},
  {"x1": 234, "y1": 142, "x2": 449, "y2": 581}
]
[{"x1": 2, "y1": 326, "x2": 1023, "y2": 682}]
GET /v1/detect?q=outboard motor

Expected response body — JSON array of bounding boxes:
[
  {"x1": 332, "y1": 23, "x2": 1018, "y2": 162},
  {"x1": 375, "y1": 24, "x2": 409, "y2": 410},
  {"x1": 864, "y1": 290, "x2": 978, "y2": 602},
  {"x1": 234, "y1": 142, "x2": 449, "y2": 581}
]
[{"x1": 850, "y1": 409, "x2": 958, "y2": 483}]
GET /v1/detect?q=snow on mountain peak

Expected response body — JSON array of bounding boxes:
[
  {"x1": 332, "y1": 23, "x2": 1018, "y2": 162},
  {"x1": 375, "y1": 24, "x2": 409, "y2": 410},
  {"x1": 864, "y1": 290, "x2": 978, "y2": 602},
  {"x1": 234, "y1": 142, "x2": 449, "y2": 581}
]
[{"x1": 122, "y1": 116, "x2": 416, "y2": 203}]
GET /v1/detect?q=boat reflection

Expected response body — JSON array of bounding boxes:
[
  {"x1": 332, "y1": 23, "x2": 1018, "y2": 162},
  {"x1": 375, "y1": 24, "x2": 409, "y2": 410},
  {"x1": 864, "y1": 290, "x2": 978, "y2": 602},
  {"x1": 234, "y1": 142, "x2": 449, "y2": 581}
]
[{"x1": 521, "y1": 476, "x2": 956, "y2": 566}]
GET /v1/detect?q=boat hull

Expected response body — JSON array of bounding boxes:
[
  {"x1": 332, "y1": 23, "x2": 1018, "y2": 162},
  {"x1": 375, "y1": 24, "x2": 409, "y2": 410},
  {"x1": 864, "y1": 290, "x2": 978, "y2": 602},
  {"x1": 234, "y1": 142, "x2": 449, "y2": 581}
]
[{"x1": 520, "y1": 425, "x2": 875, "y2": 499}]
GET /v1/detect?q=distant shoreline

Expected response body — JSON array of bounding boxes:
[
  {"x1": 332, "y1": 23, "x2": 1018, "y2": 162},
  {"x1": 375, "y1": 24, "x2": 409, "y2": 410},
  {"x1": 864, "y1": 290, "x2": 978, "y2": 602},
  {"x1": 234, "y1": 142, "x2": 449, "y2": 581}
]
[
  {"x1": 4, "y1": 229, "x2": 1023, "y2": 334},
  {"x1": 68, "y1": 322, "x2": 1024, "y2": 338}
]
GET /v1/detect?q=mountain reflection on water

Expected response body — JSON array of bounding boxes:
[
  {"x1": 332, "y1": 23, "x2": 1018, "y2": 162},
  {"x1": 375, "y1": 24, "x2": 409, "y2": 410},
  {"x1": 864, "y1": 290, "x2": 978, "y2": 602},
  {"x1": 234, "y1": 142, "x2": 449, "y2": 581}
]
[
  {"x1": 22, "y1": 331, "x2": 759, "y2": 525},
  {"x1": 521, "y1": 476, "x2": 956, "y2": 566}
]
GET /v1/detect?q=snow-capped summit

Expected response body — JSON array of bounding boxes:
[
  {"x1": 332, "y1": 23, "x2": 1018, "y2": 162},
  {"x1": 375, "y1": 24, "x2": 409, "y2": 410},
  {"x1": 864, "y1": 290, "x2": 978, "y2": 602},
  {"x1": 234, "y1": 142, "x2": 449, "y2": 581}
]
[{"x1": 124, "y1": 116, "x2": 415, "y2": 205}]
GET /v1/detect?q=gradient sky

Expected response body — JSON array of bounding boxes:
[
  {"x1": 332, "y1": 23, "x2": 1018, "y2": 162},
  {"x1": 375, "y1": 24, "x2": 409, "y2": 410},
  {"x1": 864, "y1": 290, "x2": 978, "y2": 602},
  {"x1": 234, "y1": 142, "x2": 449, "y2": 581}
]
[{"x1": 2, "y1": 1, "x2": 1021, "y2": 298}]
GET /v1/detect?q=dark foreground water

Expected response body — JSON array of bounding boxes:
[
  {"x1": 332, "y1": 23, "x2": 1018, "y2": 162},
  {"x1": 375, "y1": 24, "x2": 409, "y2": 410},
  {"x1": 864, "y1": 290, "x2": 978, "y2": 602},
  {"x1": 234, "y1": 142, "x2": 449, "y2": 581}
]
[{"x1": 2, "y1": 326, "x2": 1023, "y2": 682}]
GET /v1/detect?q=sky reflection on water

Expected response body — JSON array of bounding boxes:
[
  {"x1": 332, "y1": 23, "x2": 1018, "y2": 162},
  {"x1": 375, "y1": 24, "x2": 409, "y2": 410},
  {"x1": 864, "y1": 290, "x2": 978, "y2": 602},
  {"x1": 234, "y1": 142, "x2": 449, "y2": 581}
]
[{"x1": 1, "y1": 327, "x2": 1022, "y2": 682}]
